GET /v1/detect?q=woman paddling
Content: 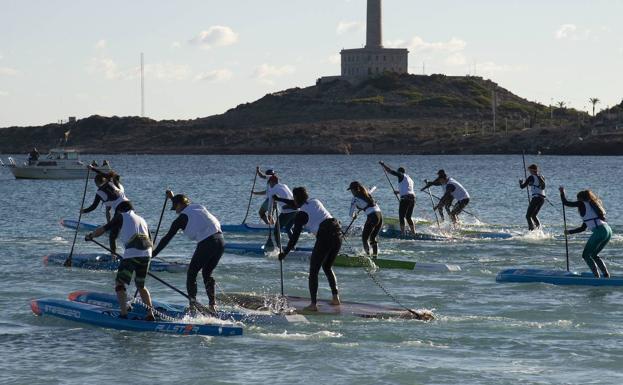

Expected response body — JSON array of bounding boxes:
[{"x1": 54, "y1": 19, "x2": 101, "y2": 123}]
[
  {"x1": 276, "y1": 187, "x2": 341, "y2": 311},
  {"x1": 347, "y1": 181, "x2": 383, "y2": 259},
  {"x1": 519, "y1": 164, "x2": 546, "y2": 231},
  {"x1": 559, "y1": 187, "x2": 611, "y2": 278},
  {"x1": 379, "y1": 161, "x2": 416, "y2": 236}
]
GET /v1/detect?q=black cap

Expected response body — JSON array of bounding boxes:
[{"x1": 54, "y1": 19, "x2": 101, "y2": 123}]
[
  {"x1": 170, "y1": 194, "x2": 189, "y2": 210},
  {"x1": 397, "y1": 167, "x2": 406, "y2": 173},
  {"x1": 116, "y1": 201, "x2": 134, "y2": 213},
  {"x1": 347, "y1": 181, "x2": 360, "y2": 191},
  {"x1": 265, "y1": 169, "x2": 275, "y2": 175},
  {"x1": 437, "y1": 169, "x2": 447, "y2": 178}
]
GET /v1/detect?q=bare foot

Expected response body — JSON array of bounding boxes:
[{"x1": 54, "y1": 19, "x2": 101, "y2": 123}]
[
  {"x1": 303, "y1": 304, "x2": 318, "y2": 312},
  {"x1": 330, "y1": 296, "x2": 341, "y2": 306}
]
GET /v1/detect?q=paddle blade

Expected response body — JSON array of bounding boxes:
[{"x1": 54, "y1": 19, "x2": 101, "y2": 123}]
[{"x1": 63, "y1": 257, "x2": 72, "y2": 267}]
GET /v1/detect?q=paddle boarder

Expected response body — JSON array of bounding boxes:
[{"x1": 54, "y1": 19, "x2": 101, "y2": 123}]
[
  {"x1": 422, "y1": 170, "x2": 470, "y2": 224},
  {"x1": 81, "y1": 169, "x2": 129, "y2": 251},
  {"x1": 421, "y1": 170, "x2": 451, "y2": 221},
  {"x1": 519, "y1": 164, "x2": 546, "y2": 231},
  {"x1": 152, "y1": 191, "x2": 224, "y2": 313},
  {"x1": 266, "y1": 175, "x2": 298, "y2": 239},
  {"x1": 559, "y1": 187, "x2": 611, "y2": 278},
  {"x1": 28, "y1": 147, "x2": 39, "y2": 164},
  {"x1": 275, "y1": 187, "x2": 342, "y2": 311},
  {"x1": 347, "y1": 181, "x2": 383, "y2": 258},
  {"x1": 85, "y1": 201, "x2": 156, "y2": 320},
  {"x1": 379, "y1": 161, "x2": 416, "y2": 236},
  {"x1": 252, "y1": 167, "x2": 277, "y2": 224}
]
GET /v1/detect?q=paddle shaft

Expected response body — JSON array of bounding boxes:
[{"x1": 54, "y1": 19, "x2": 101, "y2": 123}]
[
  {"x1": 134, "y1": 193, "x2": 169, "y2": 298},
  {"x1": 275, "y1": 206, "x2": 284, "y2": 297},
  {"x1": 381, "y1": 165, "x2": 400, "y2": 202},
  {"x1": 66, "y1": 167, "x2": 91, "y2": 266},
  {"x1": 562, "y1": 203, "x2": 570, "y2": 272},
  {"x1": 521, "y1": 151, "x2": 531, "y2": 205},
  {"x1": 88, "y1": 239, "x2": 210, "y2": 310},
  {"x1": 423, "y1": 183, "x2": 441, "y2": 229},
  {"x1": 242, "y1": 170, "x2": 258, "y2": 224}
]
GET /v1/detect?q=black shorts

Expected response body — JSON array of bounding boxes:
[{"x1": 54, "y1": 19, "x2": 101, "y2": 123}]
[{"x1": 116, "y1": 257, "x2": 150, "y2": 287}]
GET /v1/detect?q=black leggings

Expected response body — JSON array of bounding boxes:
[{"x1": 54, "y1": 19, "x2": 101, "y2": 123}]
[
  {"x1": 309, "y1": 219, "x2": 342, "y2": 304},
  {"x1": 526, "y1": 196, "x2": 545, "y2": 230},
  {"x1": 399, "y1": 195, "x2": 415, "y2": 228},
  {"x1": 187, "y1": 233, "x2": 225, "y2": 305},
  {"x1": 362, "y1": 211, "x2": 383, "y2": 256},
  {"x1": 450, "y1": 198, "x2": 470, "y2": 223}
]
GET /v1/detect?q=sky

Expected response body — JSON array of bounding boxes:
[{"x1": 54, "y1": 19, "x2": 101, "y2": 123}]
[{"x1": 1, "y1": 0, "x2": 622, "y2": 127}]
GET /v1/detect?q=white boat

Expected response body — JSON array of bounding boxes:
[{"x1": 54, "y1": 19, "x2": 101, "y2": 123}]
[{"x1": 3, "y1": 148, "x2": 110, "y2": 180}]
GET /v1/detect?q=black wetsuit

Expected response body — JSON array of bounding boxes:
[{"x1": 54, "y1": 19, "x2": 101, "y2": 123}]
[
  {"x1": 283, "y1": 210, "x2": 341, "y2": 304},
  {"x1": 153, "y1": 213, "x2": 224, "y2": 306}
]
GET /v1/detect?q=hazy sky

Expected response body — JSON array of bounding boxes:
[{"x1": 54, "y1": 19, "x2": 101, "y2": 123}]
[{"x1": 1, "y1": 0, "x2": 622, "y2": 127}]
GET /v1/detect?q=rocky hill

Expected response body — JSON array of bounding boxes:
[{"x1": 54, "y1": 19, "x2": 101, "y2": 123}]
[{"x1": 1, "y1": 73, "x2": 622, "y2": 155}]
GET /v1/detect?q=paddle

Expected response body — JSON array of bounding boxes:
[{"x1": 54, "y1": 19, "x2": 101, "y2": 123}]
[
  {"x1": 65, "y1": 167, "x2": 91, "y2": 267},
  {"x1": 242, "y1": 168, "x2": 259, "y2": 224},
  {"x1": 379, "y1": 161, "x2": 400, "y2": 202},
  {"x1": 274, "y1": 205, "x2": 284, "y2": 297},
  {"x1": 423, "y1": 180, "x2": 441, "y2": 229},
  {"x1": 88, "y1": 238, "x2": 214, "y2": 316},
  {"x1": 521, "y1": 151, "x2": 531, "y2": 205},
  {"x1": 133, "y1": 193, "x2": 169, "y2": 298},
  {"x1": 560, "y1": 189, "x2": 570, "y2": 272}
]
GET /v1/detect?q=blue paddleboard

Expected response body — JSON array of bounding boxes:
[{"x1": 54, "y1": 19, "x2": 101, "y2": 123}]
[
  {"x1": 496, "y1": 268, "x2": 623, "y2": 286},
  {"x1": 44, "y1": 253, "x2": 188, "y2": 273}
]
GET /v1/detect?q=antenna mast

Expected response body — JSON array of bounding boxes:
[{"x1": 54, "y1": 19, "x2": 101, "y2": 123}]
[{"x1": 140, "y1": 52, "x2": 145, "y2": 117}]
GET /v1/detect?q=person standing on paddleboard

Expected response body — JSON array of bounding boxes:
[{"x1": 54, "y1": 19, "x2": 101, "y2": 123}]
[
  {"x1": 519, "y1": 164, "x2": 546, "y2": 231},
  {"x1": 152, "y1": 191, "x2": 224, "y2": 313},
  {"x1": 252, "y1": 167, "x2": 277, "y2": 225},
  {"x1": 423, "y1": 170, "x2": 470, "y2": 225},
  {"x1": 421, "y1": 169, "x2": 452, "y2": 221},
  {"x1": 85, "y1": 201, "x2": 156, "y2": 321},
  {"x1": 81, "y1": 167, "x2": 129, "y2": 252},
  {"x1": 266, "y1": 175, "x2": 298, "y2": 240},
  {"x1": 348, "y1": 181, "x2": 383, "y2": 259},
  {"x1": 559, "y1": 187, "x2": 611, "y2": 278},
  {"x1": 379, "y1": 162, "x2": 416, "y2": 236},
  {"x1": 276, "y1": 187, "x2": 341, "y2": 311}
]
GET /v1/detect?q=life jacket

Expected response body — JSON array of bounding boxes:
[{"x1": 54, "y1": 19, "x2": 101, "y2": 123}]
[
  {"x1": 529, "y1": 174, "x2": 546, "y2": 197},
  {"x1": 119, "y1": 210, "x2": 152, "y2": 259},
  {"x1": 267, "y1": 183, "x2": 298, "y2": 214},
  {"x1": 350, "y1": 195, "x2": 381, "y2": 217},
  {"x1": 582, "y1": 201, "x2": 606, "y2": 231},
  {"x1": 447, "y1": 177, "x2": 470, "y2": 201},
  {"x1": 181, "y1": 204, "x2": 221, "y2": 242},
  {"x1": 96, "y1": 181, "x2": 128, "y2": 211},
  {"x1": 300, "y1": 199, "x2": 333, "y2": 234},
  {"x1": 398, "y1": 174, "x2": 415, "y2": 197}
]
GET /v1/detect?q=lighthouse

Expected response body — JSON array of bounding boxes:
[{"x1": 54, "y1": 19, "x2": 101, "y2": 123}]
[{"x1": 339, "y1": 0, "x2": 408, "y2": 81}]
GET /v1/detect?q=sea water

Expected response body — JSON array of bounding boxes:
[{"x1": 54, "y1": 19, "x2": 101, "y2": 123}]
[{"x1": 1, "y1": 154, "x2": 622, "y2": 385}]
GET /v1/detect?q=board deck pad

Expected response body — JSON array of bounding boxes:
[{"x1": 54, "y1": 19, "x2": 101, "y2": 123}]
[
  {"x1": 217, "y1": 292, "x2": 434, "y2": 320},
  {"x1": 496, "y1": 268, "x2": 623, "y2": 286}
]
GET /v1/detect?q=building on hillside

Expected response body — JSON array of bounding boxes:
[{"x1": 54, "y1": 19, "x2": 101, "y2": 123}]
[{"x1": 319, "y1": 0, "x2": 409, "y2": 84}]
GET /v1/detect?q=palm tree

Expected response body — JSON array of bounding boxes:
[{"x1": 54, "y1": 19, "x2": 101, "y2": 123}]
[
  {"x1": 589, "y1": 97, "x2": 600, "y2": 116},
  {"x1": 556, "y1": 101, "x2": 566, "y2": 109}
]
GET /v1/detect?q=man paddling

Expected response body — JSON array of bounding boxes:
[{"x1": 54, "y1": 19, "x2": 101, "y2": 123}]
[
  {"x1": 81, "y1": 169, "x2": 129, "y2": 252},
  {"x1": 266, "y1": 175, "x2": 298, "y2": 240},
  {"x1": 252, "y1": 167, "x2": 277, "y2": 224},
  {"x1": 379, "y1": 161, "x2": 416, "y2": 236},
  {"x1": 85, "y1": 201, "x2": 156, "y2": 320},
  {"x1": 276, "y1": 187, "x2": 342, "y2": 311},
  {"x1": 519, "y1": 164, "x2": 546, "y2": 231},
  {"x1": 152, "y1": 191, "x2": 224, "y2": 313},
  {"x1": 422, "y1": 170, "x2": 470, "y2": 224}
]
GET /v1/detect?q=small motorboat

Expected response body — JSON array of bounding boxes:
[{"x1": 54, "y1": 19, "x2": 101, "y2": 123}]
[{"x1": 4, "y1": 148, "x2": 110, "y2": 180}]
